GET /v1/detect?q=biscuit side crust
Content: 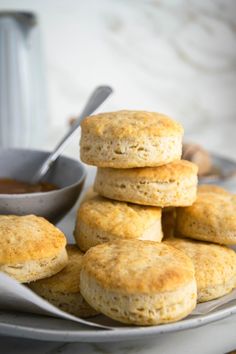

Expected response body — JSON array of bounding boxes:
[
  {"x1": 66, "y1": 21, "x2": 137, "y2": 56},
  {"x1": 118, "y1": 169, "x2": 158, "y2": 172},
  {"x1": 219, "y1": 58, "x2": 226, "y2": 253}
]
[
  {"x1": 94, "y1": 174, "x2": 197, "y2": 207},
  {"x1": 80, "y1": 272, "x2": 197, "y2": 325},
  {"x1": 1, "y1": 248, "x2": 68, "y2": 283},
  {"x1": 176, "y1": 219, "x2": 236, "y2": 245},
  {"x1": 197, "y1": 275, "x2": 236, "y2": 302},
  {"x1": 80, "y1": 136, "x2": 182, "y2": 168}
]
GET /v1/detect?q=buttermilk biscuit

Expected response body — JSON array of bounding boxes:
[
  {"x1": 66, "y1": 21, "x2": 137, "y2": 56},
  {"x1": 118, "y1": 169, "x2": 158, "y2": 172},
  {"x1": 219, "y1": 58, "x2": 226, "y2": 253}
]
[
  {"x1": 80, "y1": 110, "x2": 184, "y2": 168},
  {"x1": 176, "y1": 191, "x2": 236, "y2": 245},
  {"x1": 165, "y1": 237, "x2": 236, "y2": 302},
  {"x1": 0, "y1": 215, "x2": 68, "y2": 283},
  {"x1": 94, "y1": 160, "x2": 198, "y2": 207},
  {"x1": 74, "y1": 195, "x2": 162, "y2": 252},
  {"x1": 80, "y1": 240, "x2": 197, "y2": 325},
  {"x1": 29, "y1": 245, "x2": 98, "y2": 317}
]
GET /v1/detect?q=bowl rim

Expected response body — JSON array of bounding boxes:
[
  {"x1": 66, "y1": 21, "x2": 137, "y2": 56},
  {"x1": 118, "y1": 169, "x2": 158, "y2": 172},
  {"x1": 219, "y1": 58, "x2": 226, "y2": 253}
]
[{"x1": 0, "y1": 148, "x2": 87, "y2": 198}]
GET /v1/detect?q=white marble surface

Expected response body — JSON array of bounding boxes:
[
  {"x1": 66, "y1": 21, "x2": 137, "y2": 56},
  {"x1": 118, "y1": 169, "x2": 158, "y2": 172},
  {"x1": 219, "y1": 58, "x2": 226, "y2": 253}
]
[
  {"x1": 1, "y1": 0, "x2": 236, "y2": 157},
  {"x1": 0, "y1": 0, "x2": 236, "y2": 353}
]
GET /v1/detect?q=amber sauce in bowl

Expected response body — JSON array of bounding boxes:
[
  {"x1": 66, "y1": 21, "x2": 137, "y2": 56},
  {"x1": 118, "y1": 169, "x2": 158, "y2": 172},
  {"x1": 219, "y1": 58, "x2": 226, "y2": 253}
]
[{"x1": 0, "y1": 178, "x2": 58, "y2": 194}]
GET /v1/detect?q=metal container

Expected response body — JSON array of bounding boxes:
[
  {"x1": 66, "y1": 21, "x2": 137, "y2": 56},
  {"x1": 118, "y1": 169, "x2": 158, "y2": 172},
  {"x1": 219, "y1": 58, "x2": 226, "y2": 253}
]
[{"x1": 0, "y1": 11, "x2": 47, "y2": 148}]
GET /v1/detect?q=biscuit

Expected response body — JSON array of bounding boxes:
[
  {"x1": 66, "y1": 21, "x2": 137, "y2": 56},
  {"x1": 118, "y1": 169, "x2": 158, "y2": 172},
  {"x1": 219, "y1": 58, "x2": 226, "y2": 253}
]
[
  {"x1": 80, "y1": 240, "x2": 197, "y2": 325},
  {"x1": 29, "y1": 245, "x2": 98, "y2": 317},
  {"x1": 0, "y1": 215, "x2": 68, "y2": 283},
  {"x1": 165, "y1": 237, "x2": 236, "y2": 302},
  {"x1": 94, "y1": 160, "x2": 198, "y2": 207},
  {"x1": 74, "y1": 195, "x2": 162, "y2": 252},
  {"x1": 176, "y1": 191, "x2": 236, "y2": 245},
  {"x1": 80, "y1": 110, "x2": 184, "y2": 168}
]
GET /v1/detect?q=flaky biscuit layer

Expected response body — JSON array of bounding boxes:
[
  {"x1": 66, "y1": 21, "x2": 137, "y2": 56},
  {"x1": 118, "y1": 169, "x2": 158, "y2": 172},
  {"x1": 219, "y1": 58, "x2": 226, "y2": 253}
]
[{"x1": 94, "y1": 161, "x2": 198, "y2": 207}]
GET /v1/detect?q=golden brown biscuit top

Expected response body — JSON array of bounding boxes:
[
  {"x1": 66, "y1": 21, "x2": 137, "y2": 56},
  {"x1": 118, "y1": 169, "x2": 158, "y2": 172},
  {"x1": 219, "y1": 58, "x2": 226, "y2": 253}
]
[
  {"x1": 0, "y1": 215, "x2": 67, "y2": 264},
  {"x1": 77, "y1": 195, "x2": 161, "y2": 238},
  {"x1": 177, "y1": 192, "x2": 236, "y2": 230},
  {"x1": 81, "y1": 240, "x2": 195, "y2": 294},
  {"x1": 30, "y1": 245, "x2": 83, "y2": 293},
  {"x1": 81, "y1": 110, "x2": 184, "y2": 138},
  {"x1": 165, "y1": 237, "x2": 236, "y2": 289},
  {"x1": 97, "y1": 160, "x2": 198, "y2": 183}
]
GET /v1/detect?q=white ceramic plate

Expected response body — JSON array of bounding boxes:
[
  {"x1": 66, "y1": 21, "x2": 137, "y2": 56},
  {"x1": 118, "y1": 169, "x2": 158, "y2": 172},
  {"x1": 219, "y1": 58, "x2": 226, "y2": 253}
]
[{"x1": 0, "y1": 302, "x2": 236, "y2": 342}]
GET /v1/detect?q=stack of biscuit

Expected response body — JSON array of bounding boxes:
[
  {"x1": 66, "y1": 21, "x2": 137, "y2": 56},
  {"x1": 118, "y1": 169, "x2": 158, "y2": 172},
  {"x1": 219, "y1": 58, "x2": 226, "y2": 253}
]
[
  {"x1": 2, "y1": 110, "x2": 236, "y2": 327},
  {"x1": 74, "y1": 110, "x2": 236, "y2": 325},
  {"x1": 72, "y1": 110, "x2": 203, "y2": 325},
  {"x1": 76, "y1": 110, "x2": 198, "y2": 250}
]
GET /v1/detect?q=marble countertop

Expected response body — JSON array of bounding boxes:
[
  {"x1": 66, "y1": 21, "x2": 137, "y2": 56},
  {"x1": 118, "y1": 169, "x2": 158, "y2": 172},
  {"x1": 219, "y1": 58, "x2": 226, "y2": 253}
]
[{"x1": 1, "y1": 0, "x2": 236, "y2": 157}]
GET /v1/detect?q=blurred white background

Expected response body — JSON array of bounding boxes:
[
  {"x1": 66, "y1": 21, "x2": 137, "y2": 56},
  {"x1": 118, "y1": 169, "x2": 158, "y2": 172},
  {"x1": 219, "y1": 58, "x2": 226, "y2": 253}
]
[{"x1": 0, "y1": 0, "x2": 236, "y2": 157}]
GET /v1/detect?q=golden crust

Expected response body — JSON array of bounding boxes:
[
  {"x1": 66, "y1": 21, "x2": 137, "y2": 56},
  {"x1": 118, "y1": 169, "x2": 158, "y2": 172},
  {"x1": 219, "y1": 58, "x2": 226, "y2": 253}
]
[
  {"x1": 81, "y1": 240, "x2": 195, "y2": 294},
  {"x1": 76, "y1": 195, "x2": 161, "y2": 239},
  {"x1": 95, "y1": 161, "x2": 197, "y2": 183},
  {"x1": 81, "y1": 110, "x2": 184, "y2": 138},
  {"x1": 176, "y1": 192, "x2": 236, "y2": 245},
  {"x1": 164, "y1": 237, "x2": 236, "y2": 301},
  {"x1": 0, "y1": 215, "x2": 67, "y2": 264},
  {"x1": 29, "y1": 245, "x2": 83, "y2": 293}
]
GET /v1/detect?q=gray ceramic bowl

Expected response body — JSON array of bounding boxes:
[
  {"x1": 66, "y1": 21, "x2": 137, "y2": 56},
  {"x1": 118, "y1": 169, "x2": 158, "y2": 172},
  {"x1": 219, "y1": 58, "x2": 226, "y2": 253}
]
[{"x1": 0, "y1": 148, "x2": 86, "y2": 223}]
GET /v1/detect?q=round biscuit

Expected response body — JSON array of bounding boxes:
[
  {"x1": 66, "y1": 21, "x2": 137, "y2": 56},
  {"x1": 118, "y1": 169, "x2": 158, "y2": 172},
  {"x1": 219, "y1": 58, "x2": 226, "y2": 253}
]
[
  {"x1": 74, "y1": 195, "x2": 162, "y2": 252},
  {"x1": 165, "y1": 237, "x2": 236, "y2": 302},
  {"x1": 176, "y1": 190, "x2": 236, "y2": 245},
  {"x1": 80, "y1": 240, "x2": 197, "y2": 325},
  {"x1": 0, "y1": 215, "x2": 68, "y2": 282},
  {"x1": 94, "y1": 160, "x2": 198, "y2": 207},
  {"x1": 80, "y1": 110, "x2": 183, "y2": 168}
]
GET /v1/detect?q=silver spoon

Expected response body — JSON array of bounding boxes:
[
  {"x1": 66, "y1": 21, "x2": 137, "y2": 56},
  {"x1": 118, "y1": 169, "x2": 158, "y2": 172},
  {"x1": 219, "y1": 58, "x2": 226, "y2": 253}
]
[{"x1": 32, "y1": 85, "x2": 113, "y2": 183}]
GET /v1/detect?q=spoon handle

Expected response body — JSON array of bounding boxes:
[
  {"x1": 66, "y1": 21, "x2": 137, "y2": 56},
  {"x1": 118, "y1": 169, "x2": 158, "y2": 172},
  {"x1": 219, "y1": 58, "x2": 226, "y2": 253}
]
[{"x1": 32, "y1": 85, "x2": 113, "y2": 183}]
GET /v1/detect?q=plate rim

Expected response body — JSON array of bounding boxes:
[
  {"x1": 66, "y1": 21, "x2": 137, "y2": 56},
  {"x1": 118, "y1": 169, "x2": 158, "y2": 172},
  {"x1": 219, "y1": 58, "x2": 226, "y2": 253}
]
[{"x1": 0, "y1": 302, "x2": 236, "y2": 342}]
